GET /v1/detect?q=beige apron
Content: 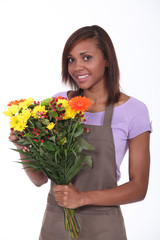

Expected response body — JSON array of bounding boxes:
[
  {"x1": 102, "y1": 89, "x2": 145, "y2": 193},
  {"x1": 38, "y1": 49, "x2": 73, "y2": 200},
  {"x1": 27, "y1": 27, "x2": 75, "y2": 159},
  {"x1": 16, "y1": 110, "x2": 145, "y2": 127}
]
[{"x1": 39, "y1": 104, "x2": 127, "y2": 240}]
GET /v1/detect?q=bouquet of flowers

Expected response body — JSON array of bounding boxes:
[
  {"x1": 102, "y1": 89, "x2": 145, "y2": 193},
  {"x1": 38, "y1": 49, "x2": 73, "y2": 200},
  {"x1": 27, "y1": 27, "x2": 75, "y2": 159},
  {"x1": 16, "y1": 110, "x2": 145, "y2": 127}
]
[{"x1": 3, "y1": 95, "x2": 94, "y2": 239}]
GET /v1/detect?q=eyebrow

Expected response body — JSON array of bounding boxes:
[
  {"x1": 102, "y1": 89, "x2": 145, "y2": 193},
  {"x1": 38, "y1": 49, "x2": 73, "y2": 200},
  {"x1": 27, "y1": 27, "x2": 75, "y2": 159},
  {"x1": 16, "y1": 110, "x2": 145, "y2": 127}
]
[{"x1": 67, "y1": 51, "x2": 90, "y2": 57}]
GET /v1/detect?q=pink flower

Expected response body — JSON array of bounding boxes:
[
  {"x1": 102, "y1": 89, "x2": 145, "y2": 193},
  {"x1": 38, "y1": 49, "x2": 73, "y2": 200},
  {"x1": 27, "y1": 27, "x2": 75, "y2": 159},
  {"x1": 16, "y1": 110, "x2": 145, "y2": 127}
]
[{"x1": 23, "y1": 146, "x2": 29, "y2": 152}]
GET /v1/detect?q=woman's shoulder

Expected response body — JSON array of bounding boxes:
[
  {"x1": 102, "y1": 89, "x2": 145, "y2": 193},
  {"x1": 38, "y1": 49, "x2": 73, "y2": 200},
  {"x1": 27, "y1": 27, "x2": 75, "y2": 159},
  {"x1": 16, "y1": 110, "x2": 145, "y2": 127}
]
[
  {"x1": 53, "y1": 91, "x2": 68, "y2": 99},
  {"x1": 113, "y1": 93, "x2": 151, "y2": 138},
  {"x1": 114, "y1": 93, "x2": 149, "y2": 113},
  {"x1": 53, "y1": 90, "x2": 82, "y2": 100}
]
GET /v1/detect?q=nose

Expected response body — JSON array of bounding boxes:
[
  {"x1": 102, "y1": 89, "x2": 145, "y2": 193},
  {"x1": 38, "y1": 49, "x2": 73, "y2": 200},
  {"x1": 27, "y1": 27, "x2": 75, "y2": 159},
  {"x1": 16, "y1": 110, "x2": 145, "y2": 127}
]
[{"x1": 74, "y1": 59, "x2": 84, "y2": 71}]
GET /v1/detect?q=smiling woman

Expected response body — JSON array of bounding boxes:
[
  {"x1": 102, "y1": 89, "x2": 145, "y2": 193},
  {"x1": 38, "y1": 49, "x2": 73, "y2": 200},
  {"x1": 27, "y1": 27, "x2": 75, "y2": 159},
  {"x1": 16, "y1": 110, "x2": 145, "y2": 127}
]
[
  {"x1": 67, "y1": 38, "x2": 108, "y2": 91},
  {"x1": 9, "y1": 25, "x2": 151, "y2": 240},
  {"x1": 38, "y1": 25, "x2": 151, "y2": 239}
]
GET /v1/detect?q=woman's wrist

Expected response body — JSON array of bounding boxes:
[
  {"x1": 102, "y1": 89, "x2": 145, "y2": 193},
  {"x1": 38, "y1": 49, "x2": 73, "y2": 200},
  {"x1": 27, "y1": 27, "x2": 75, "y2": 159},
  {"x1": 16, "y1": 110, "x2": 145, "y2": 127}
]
[{"x1": 80, "y1": 191, "x2": 92, "y2": 206}]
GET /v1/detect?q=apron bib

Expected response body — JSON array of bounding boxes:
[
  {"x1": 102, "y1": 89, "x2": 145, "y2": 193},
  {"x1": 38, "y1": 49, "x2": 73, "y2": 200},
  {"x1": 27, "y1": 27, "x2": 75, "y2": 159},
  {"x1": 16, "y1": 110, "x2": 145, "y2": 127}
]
[{"x1": 39, "y1": 105, "x2": 127, "y2": 240}]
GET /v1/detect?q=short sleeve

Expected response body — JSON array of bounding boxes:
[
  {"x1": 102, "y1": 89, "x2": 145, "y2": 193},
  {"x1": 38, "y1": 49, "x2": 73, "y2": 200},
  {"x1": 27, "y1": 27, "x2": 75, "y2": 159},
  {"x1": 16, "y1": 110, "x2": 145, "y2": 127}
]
[
  {"x1": 128, "y1": 100, "x2": 152, "y2": 139},
  {"x1": 52, "y1": 91, "x2": 68, "y2": 99}
]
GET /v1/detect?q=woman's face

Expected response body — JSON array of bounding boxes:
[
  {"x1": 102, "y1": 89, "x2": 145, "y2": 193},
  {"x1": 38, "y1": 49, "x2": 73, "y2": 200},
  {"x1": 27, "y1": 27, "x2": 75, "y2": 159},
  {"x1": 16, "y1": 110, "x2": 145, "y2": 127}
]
[{"x1": 67, "y1": 38, "x2": 108, "y2": 90}]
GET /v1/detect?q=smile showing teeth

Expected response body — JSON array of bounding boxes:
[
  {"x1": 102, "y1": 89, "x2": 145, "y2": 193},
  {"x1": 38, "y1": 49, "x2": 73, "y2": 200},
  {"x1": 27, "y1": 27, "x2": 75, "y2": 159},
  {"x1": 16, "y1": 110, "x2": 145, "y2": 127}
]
[{"x1": 77, "y1": 74, "x2": 89, "y2": 79}]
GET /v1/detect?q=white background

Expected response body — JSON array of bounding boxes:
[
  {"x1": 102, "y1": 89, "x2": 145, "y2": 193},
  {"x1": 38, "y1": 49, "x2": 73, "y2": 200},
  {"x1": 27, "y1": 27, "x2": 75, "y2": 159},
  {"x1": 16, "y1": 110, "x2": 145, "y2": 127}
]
[{"x1": 0, "y1": 0, "x2": 160, "y2": 239}]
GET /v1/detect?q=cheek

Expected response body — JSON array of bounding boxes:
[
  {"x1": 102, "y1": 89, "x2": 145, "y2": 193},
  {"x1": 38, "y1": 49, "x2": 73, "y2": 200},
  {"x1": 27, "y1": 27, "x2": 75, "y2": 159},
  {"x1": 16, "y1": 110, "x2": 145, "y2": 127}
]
[
  {"x1": 91, "y1": 62, "x2": 106, "y2": 76},
  {"x1": 68, "y1": 65, "x2": 73, "y2": 76}
]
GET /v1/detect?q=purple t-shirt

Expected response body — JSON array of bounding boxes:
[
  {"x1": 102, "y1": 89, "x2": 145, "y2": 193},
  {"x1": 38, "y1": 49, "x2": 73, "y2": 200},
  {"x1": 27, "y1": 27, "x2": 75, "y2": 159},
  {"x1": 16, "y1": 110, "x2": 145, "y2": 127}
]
[{"x1": 54, "y1": 91, "x2": 152, "y2": 181}]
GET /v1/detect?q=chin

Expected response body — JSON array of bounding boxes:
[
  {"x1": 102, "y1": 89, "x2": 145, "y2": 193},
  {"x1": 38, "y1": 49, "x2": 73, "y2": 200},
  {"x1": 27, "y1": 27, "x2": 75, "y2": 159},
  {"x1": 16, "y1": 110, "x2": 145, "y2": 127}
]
[{"x1": 76, "y1": 83, "x2": 91, "y2": 90}]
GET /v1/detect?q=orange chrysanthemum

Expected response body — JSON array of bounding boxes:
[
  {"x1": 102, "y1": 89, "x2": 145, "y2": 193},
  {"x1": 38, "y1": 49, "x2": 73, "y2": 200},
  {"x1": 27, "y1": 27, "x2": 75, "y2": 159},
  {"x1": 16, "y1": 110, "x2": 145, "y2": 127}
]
[
  {"x1": 7, "y1": 99, "x2": 26, "y2": 106},
  {"x1": 69, "y1": 96, "x2": 91, "y2": 112}
]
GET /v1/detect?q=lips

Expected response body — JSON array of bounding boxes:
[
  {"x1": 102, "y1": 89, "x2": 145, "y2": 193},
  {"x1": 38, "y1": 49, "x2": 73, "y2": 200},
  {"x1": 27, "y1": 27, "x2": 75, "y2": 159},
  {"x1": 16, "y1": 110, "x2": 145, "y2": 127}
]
[
  {"x1": 76, "y1": 74, "x2": 89, "y2": 82},
  {"x1": 77, "y1": 74, "x2": 89, "y2": 79}
]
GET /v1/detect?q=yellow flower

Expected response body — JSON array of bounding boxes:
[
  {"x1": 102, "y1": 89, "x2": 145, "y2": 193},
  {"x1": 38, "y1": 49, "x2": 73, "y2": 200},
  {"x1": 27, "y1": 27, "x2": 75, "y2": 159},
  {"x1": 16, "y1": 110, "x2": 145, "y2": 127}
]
[
  {"x1": 18, "y1": 108, "x2": 31, "y2": 122},
  {"x1": 9, "y1": 113, "x2": 29, "y2": 131},
  {"x1": 46, "y1": 122, "x2": 55, "y2": 130},
  {"x1": 63, "y1": 107, "x2": 76, "y2": 120},
  {"x1": 57, "y1": 99, "x2": 69, "y2": 108},
  {"x1": 9, "y1": 116, "x2": 19, "y2": 128},
  {"x1": 19, "y1": 98, "x2": 34, "y2": 109},
  {"x1": 3, "y1": 105, "x2": 19, "y2": 117},
  {"x1": 14, "y1": 121, "x2": 28, "y2": 132},
  {"x1": 32, "y1": 105, "x2": 47, "y2": 119}
]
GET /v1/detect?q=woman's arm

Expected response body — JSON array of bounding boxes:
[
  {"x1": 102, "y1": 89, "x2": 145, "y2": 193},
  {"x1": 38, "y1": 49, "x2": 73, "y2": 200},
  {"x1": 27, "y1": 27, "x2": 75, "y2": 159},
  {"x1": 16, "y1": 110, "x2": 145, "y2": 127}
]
[
  {"x1": 9, "y1": 134, "x2": 48, "y2": 187},
  {"x1": 53, "y1": 131, "x2": 150, "y2": 209}
]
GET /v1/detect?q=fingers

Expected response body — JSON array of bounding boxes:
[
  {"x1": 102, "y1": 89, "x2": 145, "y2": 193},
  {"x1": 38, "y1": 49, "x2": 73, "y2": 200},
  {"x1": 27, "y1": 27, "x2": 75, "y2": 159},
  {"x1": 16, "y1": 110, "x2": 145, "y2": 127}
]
[
  {"x1": 53, "y1": 184, "x2": 69, "y2": 192},
  {"x1": 9, "y1": 132, "x2": 23, "y2": 149},
  {"x1": 53, "y1": 185, "x2": 67, "y2": 207},
  {"x1": 53, "y1": 184, "x2": 73, "y2": 207},
  {"x1": 9, "y1": 134, "x2": 17, "y2": 141},
  {"x1": 53, "y1": 184, "x2": 81, "y2": 209}
]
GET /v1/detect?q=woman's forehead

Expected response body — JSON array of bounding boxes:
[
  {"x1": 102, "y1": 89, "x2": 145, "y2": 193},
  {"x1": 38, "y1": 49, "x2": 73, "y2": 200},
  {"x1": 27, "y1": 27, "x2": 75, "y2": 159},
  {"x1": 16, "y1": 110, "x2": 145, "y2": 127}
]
[{"x1": 68, "y1": 38, "x2": 98, "y2": 55}]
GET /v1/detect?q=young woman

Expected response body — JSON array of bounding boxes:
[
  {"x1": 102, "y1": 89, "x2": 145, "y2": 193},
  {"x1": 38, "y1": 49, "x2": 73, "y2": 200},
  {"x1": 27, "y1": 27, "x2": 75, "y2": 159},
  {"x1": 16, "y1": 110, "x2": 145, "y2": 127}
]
[{"x1": 10, "y1": 25, "x2": 151, "y2": 239}]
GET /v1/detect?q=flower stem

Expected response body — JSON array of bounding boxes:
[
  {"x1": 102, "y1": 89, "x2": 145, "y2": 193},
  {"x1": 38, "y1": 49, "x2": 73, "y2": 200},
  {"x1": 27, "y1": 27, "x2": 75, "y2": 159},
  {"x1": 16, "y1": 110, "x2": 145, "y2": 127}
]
[
  {"x1": 64, "y1": 208, "x2": 80, "y2": 239},
  {"x1": 67, "y1": 209, "x2": 77, "y2": 239},
  {"x1": 28, "y1": 119, "x2": 35, "y2": 128},
  {"x1": 68, "y1": 121, "x2": 78, "y2": 148}
]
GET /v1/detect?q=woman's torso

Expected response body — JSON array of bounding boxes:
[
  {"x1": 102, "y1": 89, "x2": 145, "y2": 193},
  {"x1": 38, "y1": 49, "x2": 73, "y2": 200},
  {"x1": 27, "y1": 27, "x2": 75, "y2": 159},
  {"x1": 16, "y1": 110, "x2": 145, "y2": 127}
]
[{"x1": 53, "y1": 91, "x2": 151, "y2": 181}]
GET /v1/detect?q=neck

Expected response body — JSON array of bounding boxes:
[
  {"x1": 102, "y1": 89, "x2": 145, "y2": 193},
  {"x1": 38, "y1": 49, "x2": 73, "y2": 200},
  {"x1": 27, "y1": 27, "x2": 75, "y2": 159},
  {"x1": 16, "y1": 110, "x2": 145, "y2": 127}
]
[{"x1": 82, "y1": 87, "x2": 108, "y2": 105}]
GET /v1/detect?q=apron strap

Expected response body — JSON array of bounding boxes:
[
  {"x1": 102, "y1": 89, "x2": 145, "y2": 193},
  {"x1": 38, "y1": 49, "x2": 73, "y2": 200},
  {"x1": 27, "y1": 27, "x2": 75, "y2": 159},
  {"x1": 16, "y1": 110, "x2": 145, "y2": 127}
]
[{"x1": 103, "y1": 104, "x2": 114, "y2": 127}]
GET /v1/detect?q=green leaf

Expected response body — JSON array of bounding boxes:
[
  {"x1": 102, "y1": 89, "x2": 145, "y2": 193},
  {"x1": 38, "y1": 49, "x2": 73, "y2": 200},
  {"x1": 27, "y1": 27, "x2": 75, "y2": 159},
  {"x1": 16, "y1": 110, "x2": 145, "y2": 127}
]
[
  {"x1": 12, "y1": 140, "x2": 28, "y2": 146},
  {"x1": 48, "y1": 110, "x2": 58, "y2": 119},
  {"x1": 74, "y1": 128, "x2": 84, "y2": 137},
  {"x1": 57, "y1": 137, "x2": 67, "y2": 145},
  {"x1": 78, "y1": 137, "x2": 95, "y2": 150},
  {"x1": 43, "y1": 141, "x2": 57, "y2": 151},
  {"x1": 83, "y1": 155, "x2": 92, "y2": 168},
  {"x1": 23, "y1": 132, "x2": 36, "y2": 138},
  {"x1": 41, "y1": 119, "x2": 50, "y2": 125},
  {"x1": 55, "y1": 150, "x2": 59, "y2": 163},
  {"x1": 11, "y1": 148, "x2": 31, "y2": 157},
  {"x1": 66, "y1": 160, "x2": 87, "y2": 184},
  {"x1": 35, "y1": 121, "x2": 43, "y2": 128},
  {"x1": 49, "y1": 136, "x2": 56, "y2": 142},
  {"x1": 56, "y1": 107, "x2": 65, "y2": 111},
  {"x1": 70, "y1": 148, "x2": 77, "y2": 159},
  {"x1": 41, "y1": 98, "x2": 52, "y2": 106}
]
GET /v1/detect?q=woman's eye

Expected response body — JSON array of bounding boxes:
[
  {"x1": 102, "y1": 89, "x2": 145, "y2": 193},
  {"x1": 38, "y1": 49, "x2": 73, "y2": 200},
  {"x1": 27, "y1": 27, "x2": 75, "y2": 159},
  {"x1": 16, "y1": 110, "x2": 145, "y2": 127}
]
[
  {"x1": 68, "y1": 58, "x2": 74, "y2": 63},
  {"x1": 84, "y1": 56, "x2": 92, "y2": 61}
]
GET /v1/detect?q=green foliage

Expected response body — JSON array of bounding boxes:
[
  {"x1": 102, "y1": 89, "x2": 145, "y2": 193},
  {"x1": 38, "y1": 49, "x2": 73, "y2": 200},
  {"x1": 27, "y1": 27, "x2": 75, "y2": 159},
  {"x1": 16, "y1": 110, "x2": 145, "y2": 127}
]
[
  {"x1": 13, "y1": 117, "x2": 94, "y2": 185},
  {"x1": 41, "y1": 98, "x2": 52, "y2": 106},
  {"x1": 10, "y1": 96, "x2": 95, "y2": 185}
]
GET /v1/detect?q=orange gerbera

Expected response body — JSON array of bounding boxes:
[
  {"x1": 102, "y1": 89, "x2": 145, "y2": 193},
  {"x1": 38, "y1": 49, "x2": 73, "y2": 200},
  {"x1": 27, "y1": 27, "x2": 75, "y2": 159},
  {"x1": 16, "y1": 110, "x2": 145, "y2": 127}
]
[
  {"x1": 69, "y1": 96, "x2": 91, "y2": 112},
  {"x1": 8, "y1": 99, "x2": 26, "y2": 106}
]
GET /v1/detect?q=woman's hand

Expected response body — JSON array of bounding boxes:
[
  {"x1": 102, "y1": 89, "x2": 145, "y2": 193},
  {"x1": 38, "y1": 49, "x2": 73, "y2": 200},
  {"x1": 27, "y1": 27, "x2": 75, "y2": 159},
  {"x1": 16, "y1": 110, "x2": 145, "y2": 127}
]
[
  {"x1": 53, "y1": 132, "x2": 150, "y2": 208},
  {"x1": 9, "y1": 131, "x2": 23, "y2": 150},
  {"x1": 8, "y1": 131, "x2": 48, "y2": 187},
  {"x1": 53, "y1": 183, "x2": 85, "y2": 209}
]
